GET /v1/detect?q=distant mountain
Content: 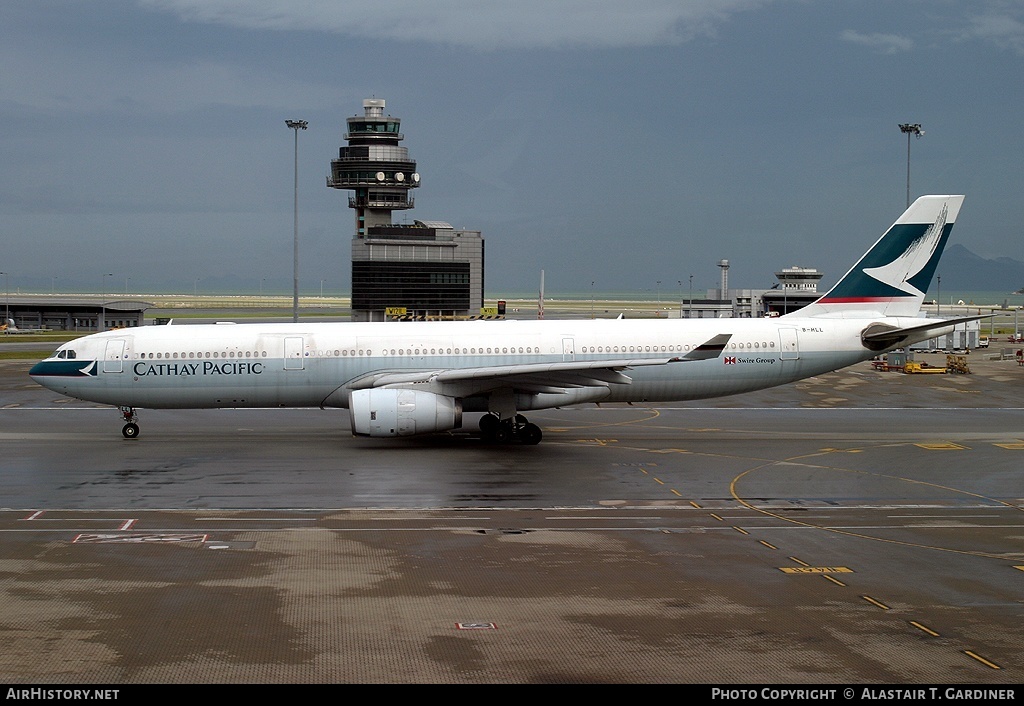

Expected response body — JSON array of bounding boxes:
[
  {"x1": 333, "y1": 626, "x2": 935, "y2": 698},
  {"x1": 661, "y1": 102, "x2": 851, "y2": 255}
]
[{"x1": 936, "y1": 244, "x2": 1024, "y2": 292}]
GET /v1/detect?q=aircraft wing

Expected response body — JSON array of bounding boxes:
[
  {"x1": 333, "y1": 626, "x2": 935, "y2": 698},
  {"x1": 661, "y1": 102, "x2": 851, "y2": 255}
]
[{"x1": 344, "y1": 333, "x2": 732, "y2": 397}]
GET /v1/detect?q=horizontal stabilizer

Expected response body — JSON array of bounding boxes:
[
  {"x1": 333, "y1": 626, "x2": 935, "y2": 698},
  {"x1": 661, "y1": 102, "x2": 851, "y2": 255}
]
[{"x1": 862, "y1": 315, "x2": 990, "y2": 351}]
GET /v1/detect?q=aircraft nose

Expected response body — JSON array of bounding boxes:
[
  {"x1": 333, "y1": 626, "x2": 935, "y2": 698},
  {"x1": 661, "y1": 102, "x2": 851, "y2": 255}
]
[
  {"x1": 29, "y1": 361, "x2": 56, "y2": 389},
  {"x1": 28, "y1": 358, "x2": 89, "y2": 389}
]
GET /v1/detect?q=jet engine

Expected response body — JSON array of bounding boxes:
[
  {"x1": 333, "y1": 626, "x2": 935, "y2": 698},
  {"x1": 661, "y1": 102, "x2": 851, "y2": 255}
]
[{"x1": 348, "y1": 388, "x2": 462, "y2": 437}]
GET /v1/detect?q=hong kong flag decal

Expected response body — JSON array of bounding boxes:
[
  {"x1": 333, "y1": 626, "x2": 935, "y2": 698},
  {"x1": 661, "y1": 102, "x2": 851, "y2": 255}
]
[{"x1": 723, "y1": 356, "x2": 737, "y2": 365}]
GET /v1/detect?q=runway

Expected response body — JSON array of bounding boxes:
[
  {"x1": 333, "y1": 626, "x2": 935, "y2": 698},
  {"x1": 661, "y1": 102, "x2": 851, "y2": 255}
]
[{"x1": 1, "y1": 355, "x2": 1022, "y2": 683}]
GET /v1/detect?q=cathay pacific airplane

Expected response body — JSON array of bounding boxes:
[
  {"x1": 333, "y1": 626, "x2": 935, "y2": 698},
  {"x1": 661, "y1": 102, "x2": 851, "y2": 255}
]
[{"x1": 31, "y1": 195, "x2": 976, "y2": 444}]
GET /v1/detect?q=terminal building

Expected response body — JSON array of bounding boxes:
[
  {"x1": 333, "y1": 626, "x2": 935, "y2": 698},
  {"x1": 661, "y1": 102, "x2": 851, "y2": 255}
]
[
  {"x1": 1, "y1": 296, "x2": 149, "y2": 332},
  {"x1": 680, "y1": 263, "x2": 825, "y2": 318},
  {"x1": 762, "y1": 266, "x2": 825, "y2": 316},
  {"x1": 327, "y1": 98, "x2": 484, "y2": 322}
]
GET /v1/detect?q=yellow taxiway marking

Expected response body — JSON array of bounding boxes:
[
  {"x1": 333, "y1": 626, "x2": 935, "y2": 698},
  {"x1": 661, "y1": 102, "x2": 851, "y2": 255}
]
[
  {"x1": 823, "y1": 575, "x2": 846, "y2": 587},
  {"x1": 861, "y1": 595, "x2": 890, "y2": 610},
  {"x1": 670, "y1": 489, "x2": 682, "y2": 497},
  {"x1": 914, "y1": 442, "x2": 969, "y2": 450},
  {"x1": 788, "y1": 556, "x2": 810, "y2": 567},
  {"x1": 689, "y1": 501, "x2": 702, "y2": 509},
  {"x1": 709, "y1": 513, "x2": 724, "y2": 522},
  {"x1": 909, "y1": 621, "x2": 940, "y2": 637},
  {"x1": 780, "y1": 566, "x2": 853, "y2": 574},
  {"x1": 963, "y1": 651, "x2": 1001, "y2": 670},
  {"x1": 759, "y1": 540, "x2": 777, "y2": 550},
  {"x1": 732, "y1": 526, "x2": 748, "y2": 535},
  {"x1": 994, "y1": 442, "x2": 1024, "y2": 450},
  {"x1": 730, "y1": 458, "x2": 1024, "y2": 561}
]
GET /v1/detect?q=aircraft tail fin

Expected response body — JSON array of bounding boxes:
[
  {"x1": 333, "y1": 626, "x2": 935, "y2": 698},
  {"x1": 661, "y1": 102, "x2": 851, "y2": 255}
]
[{"x1": 795, "y1": 195, "x2": 964, "y2": 319}]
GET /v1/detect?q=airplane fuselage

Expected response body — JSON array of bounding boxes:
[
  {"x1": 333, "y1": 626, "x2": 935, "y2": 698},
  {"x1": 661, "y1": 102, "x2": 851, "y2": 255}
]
[{"x1": 32, "y1": 315, "x2": 892, "y2": 411}]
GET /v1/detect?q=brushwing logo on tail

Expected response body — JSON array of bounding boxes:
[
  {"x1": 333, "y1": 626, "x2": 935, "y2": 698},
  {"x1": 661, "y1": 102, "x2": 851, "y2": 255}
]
[
  {"x1": 862, "y1": 203, "x2": 948, "y2": 297},
  {"x1": 813, "y1": 196, "x2": 959, "y2": 312}
]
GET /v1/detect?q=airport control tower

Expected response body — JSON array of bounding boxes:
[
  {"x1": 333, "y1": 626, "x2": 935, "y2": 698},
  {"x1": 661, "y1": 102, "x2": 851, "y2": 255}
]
[
  {"x1": 327, "y1": 98, "x2": 418, "y2": 235},
  {"x1": 327, "y1": 98, "x2": 484, "y2": 322}
]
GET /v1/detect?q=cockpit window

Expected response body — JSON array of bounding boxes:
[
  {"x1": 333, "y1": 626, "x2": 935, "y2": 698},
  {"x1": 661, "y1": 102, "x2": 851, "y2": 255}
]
[{"x1": 53, "y1": 349, "x2": 77, "y2": 360}]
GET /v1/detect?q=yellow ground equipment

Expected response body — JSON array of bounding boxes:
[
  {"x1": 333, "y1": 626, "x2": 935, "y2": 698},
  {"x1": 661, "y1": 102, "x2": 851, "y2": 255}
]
[
  {"x1": 946, "y1": 355, "x2": 971, "y2": 374},
  {"x1": 904, "y1": 361, "x2": 946, "y2": 374}
]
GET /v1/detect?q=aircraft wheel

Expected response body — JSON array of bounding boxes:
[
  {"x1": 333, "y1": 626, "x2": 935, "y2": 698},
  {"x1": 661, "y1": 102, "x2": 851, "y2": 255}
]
[
  {"x1": 479, "y1": 414, "x2": 499, "y2": 434},
  {"x1": 492, "y1": 424, "x2": 512, "y2": 444},
  {"x1": 520, "y1": 423, "x2": 542, "y2": 445},
  {"x1": 122, "y1": 423, "x2": 140, "y2": 439}
]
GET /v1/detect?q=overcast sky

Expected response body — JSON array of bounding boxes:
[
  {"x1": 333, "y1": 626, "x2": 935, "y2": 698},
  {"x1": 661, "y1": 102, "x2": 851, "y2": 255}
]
[{"x1": 2, "y1": 1, "x2": 1022, "y2": 296}]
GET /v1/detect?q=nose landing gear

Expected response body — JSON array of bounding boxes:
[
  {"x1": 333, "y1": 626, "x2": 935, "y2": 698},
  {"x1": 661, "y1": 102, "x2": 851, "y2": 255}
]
[{"x1": 119, "y1": 406, "x2": 139, "y2": 439}]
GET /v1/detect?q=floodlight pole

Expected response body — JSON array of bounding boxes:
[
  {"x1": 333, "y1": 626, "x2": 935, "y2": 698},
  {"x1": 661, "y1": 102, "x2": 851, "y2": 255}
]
[
  {"x1": 899, "y1": 123, "x2": 923, "y2": 208},
  {"x1": 688, "y1": 275, "x2": 693, "y2": 319},
  {"x1": 285, "y1": 119, "x2": 308, "y2": 323}
]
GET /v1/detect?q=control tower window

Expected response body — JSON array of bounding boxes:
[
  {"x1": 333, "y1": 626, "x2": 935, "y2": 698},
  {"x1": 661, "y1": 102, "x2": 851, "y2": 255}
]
[{"x1": 349, "y1": 122, "x2": 400, "y2": 134}]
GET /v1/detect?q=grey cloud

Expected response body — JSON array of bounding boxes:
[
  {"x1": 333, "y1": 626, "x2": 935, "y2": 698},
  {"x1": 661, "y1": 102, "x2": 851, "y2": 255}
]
[{"x1": 141, "y1": 0, "x2": 774, "y2": 49}]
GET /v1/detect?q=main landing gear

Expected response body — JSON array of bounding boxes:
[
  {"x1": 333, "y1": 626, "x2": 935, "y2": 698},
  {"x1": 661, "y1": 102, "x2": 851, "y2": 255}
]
[
  {"x1": 119, "y1": 406, "x2": 139, "y2": 439},
  {"x1": 478, "y1": 413, "x2": 543, "y2": 445}
]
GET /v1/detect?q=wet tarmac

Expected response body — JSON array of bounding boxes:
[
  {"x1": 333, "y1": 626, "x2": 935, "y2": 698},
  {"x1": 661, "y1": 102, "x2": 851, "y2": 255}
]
[{"x1": 1, "y1": 353, "x2": 1022, "y2": 683}]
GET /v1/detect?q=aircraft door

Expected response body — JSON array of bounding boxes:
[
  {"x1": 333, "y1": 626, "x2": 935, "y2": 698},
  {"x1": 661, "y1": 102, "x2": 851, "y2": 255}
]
[
  {"x1": 284, "y1": 337, "x2": 305, "y2": 370},
  {"x1": 562, "y1": 337, "x2": 575, "y2": 361},
  {"x1": 102, "y1": 339, "x2": 127, "y2": 373},
  {"x1": 779, "y1": 328, "x2": 799, "y2": 360}
]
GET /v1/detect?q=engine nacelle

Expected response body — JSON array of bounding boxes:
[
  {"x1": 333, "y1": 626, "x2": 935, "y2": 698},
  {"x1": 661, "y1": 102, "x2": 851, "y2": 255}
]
[{"x1": 349, "y1": 389, "x2": 463, "y2": 437}]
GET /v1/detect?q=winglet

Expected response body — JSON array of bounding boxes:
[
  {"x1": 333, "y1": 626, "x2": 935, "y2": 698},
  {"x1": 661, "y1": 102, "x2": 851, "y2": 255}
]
[{"x1": 683, "y1": 333, "x2": 732, "y2": 360}]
